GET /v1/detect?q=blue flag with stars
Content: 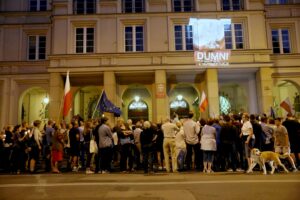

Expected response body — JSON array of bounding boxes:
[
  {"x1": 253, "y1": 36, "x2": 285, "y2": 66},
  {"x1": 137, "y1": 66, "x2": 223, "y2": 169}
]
[{"x1": 97, "y1": 91, "x2": 121, "y2": 117}]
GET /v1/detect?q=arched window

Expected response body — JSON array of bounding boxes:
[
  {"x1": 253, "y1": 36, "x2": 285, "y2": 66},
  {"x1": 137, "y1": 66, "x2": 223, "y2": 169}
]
[
  {"x1": 128, "y1": 100, "x2": 148, "y2": 123},
  {"x1": 219, "y1": 96, "x2": 231, "y2": 114},
  {"x1": 170, "y1": 99, "x2": 189, "y2": 118}
]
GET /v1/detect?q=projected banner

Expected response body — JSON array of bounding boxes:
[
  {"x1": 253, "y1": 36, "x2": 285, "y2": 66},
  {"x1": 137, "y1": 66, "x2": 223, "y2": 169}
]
[{"x1": 189, "y1": 18, "x2": 231, "y2": 66}]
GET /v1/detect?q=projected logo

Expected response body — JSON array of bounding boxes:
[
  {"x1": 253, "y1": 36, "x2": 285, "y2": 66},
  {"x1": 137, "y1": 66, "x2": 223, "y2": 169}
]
[{"x1": 189, "y1": 18, "x2": 231, "y2": 66}]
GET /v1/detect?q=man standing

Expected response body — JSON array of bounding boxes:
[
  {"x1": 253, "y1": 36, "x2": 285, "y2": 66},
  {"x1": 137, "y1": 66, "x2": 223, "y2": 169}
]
[
  {"x1": 274, "y1": 117, "x2": 297, "y2": 172},
  {"x1": 162, "y1": 118, "x2": 179, "y2": 172},
  {"x1": 183, "y1": 111, "x2": 201, "y2": 171}
]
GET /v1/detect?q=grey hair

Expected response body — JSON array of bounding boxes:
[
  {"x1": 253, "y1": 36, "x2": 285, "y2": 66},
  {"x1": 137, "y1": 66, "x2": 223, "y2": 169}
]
[{"x1": 143, "y1": 121, "x2": 151, "y2": 129}]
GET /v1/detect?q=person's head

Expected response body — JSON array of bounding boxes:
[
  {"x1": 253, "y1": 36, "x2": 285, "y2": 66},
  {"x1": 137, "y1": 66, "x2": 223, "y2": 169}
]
[
  {"x1": 176, "y1": 121, "x2": 182, "y2": 128},
  {"x1": 250, "y1": 114, "x2": 256, "y2": 121},
  {"x1": 242, "y1": 113, "x2": 250, "y2": 121},
  {"x1": 47, "y1": 120, "x2": 54, "y2": 126},
  {"x1": 223, "y1": 115, "x2": 231, "y2": 123},
  {"x1": 275, "y1": 117, "x2": 282, "y2": 126},
  {"x1": 261, "y1": 116, "x2": 268, "y2": 123},
  {"x1": 13, "y1": 125, "x2": 21, "y2": 133},
  {"x1": 135, "y1": 121, "x2": 142, "y2": 128},
  {"x1": 101, "y1": 116, "x2": 109, "y2": 125},
  {"x1": 33, "y1": 120, "x2": 42, "y2": 128},
  {"x1": 71, "y1": 121, "x2": 78, "y2": 128},
  {"x1": 127, "y1": 119, "x2": 132, "y2": 126},
  {"x1": 207, "y1": 118, "x2": 214, "y2": 126},
  {"x1": 143, "y1": 121, "x2": 151, "y2": 129}
]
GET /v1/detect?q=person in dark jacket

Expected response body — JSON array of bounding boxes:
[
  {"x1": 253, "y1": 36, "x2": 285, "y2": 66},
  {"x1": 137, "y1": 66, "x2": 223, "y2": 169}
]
[{"x1": 140, "y1": 121, "x2": 155, "y2": 173}]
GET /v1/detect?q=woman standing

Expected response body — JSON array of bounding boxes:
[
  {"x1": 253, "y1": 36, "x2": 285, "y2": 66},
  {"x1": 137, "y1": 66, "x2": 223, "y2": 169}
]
[
  {"x1": 51, "y1": 125, "x2": 65, "y2": 173},
  {"x1": 200, "y1": 119, "x2": 217, "y2": 173},
  {"x1": 27, "y1": 120, "x2": 42, "y2": 173}
]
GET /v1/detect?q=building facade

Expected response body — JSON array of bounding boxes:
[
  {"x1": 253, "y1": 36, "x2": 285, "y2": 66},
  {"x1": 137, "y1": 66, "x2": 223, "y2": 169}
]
[{"x1": 0, "y1": 0, "x2": 300, "y2": 128}]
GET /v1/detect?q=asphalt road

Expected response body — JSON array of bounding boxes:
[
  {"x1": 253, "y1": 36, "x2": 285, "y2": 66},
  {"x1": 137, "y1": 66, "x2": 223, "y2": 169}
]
[{"x1": 0, "y1": 171, "x2": 300, "y2": 200}]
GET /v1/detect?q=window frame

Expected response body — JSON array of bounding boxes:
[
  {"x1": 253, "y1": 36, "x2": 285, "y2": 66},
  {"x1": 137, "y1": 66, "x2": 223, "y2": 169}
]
[
  {"x1": 222, "y1": 0, "x2": 244, "y2": 11},
  {"x1": 122, "y1": 0, "x2": 145, "y2": 13},
  {"x1": 75, "y1": 27, "x2": 95, "y2": 54},
  {"x1": 267, "y1": 0, "x2": 290, "y2": 4},
  {"x1": 271, "y1": 28, "x2": 291, "y2": 54},
  {"x1": 28, "y1": 35, "x2": 46, "y2": 60},
  {"x1": 224, "y1": 22, "x2": 244, "y2": 50},
  {"x1": 174, "y1": 24, "x2": 194, "y2": 51},
  {"x1": 172, "y1": 0, "x2": 195, "y2": 12},
  {"x1": 73, "y1": 0, "x2": 96, "y2": 15},
  {"x1": 124, "y1": 25, "x2": 144, "y2": 52},
  {"x1": 29, "y1": 0, "x2": 47, "y2": 11}
]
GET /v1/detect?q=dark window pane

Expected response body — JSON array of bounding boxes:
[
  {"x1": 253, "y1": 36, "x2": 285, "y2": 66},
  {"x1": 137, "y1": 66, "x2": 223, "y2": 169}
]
[
  {"x1": 135, "y1": 0, "x2": 144, "y2": 12},
  {"x1": 86, "y1": 46, "x2": 94, "y2": 52},
  {"x1": 40, "y1": 0, "x2": 47, "y2": 11},
  {"x1": 30, "y1": 0, "x2": 37, "y2": 11},
  {"x1": 273, "y1": 48, "x2": 280, "y2": 54},
  {"x1": 76, "y1": 47, "x2": 84, "y2": 53},
  {"x1": 232, "y1": 0, "x2": 241, "y2": 10},
  {"x1": 86, "y1": 0, "x2": 95, "y2": 14},
  {"x1": 173, "y1": 0, "x2": 182, "y2": 12},
  {"x1": 223, "y1": 0, "x2": 230, "y2": 10},
  {"x1": 124, "y1": 0, "x2": 133, "y2": 13}
]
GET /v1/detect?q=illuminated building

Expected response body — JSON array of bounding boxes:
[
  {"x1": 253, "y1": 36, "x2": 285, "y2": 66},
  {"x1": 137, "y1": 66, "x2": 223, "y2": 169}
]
[{"x1": 0, "y1": 0, "x2": 300, "y2": 127}]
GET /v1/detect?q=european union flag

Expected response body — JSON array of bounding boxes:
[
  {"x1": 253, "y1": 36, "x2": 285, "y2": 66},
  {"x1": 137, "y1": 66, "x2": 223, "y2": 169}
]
[
  {"x1": 97, "y1": 91, "x2": 121, "y2": 117},
  {"x1": 270, "y1": 106, "x2": 276, "y2": 119}
]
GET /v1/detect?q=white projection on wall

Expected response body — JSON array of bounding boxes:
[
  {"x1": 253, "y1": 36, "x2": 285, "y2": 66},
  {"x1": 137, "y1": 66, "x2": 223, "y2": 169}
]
[{"x1": 189, "y1": 18, "x2": 231, "y2": 66}]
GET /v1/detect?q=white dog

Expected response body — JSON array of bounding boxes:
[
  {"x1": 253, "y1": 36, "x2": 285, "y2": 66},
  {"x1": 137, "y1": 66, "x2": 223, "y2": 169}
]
[{"x1": 247, "y1": 148, "x2": 289, "y2": 175}]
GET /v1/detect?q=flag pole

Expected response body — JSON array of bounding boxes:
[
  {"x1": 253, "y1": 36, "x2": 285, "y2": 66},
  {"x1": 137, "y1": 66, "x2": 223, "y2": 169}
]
[{"x1": 92, "y1": 89, "x2": 104, "y2": 119}]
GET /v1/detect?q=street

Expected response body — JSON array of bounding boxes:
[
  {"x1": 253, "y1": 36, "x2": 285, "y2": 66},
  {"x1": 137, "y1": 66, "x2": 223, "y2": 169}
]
[{"x1": 0, "y1": 171, "x2": 299, "y2": 200}]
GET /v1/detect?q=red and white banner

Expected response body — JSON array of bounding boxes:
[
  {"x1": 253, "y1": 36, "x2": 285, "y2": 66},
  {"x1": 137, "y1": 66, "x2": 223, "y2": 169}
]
[
  {"x1": 199, "y1": 91, "x2": 208, "y2": 112},
  {"x1": 63, "y1": 71, "x2": 72, "y2": 117},
  {"x1": 280, "y1": 97, "x2": 294, "y2": 115}
]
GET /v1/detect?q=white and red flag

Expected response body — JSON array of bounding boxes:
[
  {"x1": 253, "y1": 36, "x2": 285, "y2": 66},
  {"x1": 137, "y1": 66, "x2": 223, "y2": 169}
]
[
  {"x1": 280, "y1": 97, "x2": 294, "y2": 115},
  {"x1": 199, "y1": 91, "x2": 208, "y2": 112},
  {"x1": 63, "y1": 71, "x2": 72, "y2": 117}
]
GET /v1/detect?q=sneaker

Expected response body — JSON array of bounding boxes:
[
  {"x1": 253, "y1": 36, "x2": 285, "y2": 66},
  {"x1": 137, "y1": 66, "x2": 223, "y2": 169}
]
[
  {"x1": 102, "y1": 170, "x2": 110, "y2": 174},
  {"x1": 72, "y1": 166, "x2": 78, "y2": 172},
  {"x1": 292, "y1": 168, "x2": 298, "y2": 172},
  {"x1": 86, "y1": 169, "x2": 94, "y2": 174},
  {"x1": 236, "y1": 168, "x2": 244, "y2": 172}
]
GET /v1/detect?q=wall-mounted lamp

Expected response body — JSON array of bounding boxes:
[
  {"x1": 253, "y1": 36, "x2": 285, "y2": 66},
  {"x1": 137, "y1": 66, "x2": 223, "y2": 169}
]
[
  {"x1": 134, "y1": 96, "x2": 140, "y2": 102},
  {"x1": 177, "y1": 95, "x2": 183, "y2": 101}
]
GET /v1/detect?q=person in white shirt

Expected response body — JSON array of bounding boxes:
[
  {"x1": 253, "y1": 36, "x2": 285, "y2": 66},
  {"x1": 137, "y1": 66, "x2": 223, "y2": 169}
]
[{"x1": 241, "y1": 113, "x2": 254, "y2": 169}]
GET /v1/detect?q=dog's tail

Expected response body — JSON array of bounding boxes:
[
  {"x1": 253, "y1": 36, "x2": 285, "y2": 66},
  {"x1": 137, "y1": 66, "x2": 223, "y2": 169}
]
[{"x1": 277, "y1": 153, "x2": 289, "y2": 159}]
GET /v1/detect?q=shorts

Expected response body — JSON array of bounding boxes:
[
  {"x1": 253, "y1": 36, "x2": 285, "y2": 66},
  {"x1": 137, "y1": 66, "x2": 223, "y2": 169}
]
[{"x1": 274, "y1": 146, "x2": 290, "y2": 154}]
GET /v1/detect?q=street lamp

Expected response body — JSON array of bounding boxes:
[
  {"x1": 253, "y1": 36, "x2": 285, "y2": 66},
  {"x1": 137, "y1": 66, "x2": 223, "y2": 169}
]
[{"x1": 134, "y1": 96, "x2": 140, "y2": 102}]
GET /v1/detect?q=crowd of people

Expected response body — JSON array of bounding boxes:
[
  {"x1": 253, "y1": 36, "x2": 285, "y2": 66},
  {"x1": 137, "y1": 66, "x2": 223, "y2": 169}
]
[{"x1": 0, "y1": 112, "x2": 299, "y2": 175}]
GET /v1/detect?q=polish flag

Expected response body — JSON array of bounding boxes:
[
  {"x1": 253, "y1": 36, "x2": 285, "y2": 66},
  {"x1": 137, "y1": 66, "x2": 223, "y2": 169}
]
[
  {"x1": 199, "y1": 91, "x2": 208, "y2": 112},
  {"x1": 280, "y1": 97, "x2": 294, "y2": 115},
  {"x1": 63, "y1": 71, "x2": 72, "y2": 117}
]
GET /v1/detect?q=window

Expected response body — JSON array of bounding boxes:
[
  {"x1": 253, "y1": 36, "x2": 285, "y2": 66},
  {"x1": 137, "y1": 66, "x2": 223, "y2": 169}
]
[
  {"x1": 219, "y1": 96, "x2": 231, "y2": 114},
  {"x1": 268, "y1": 0, "x2": 289, "y2": 4},
  {"x1": 173, "y1": 0, "x2": 194, "y2": 12},
  {"x1": 271, "y1": 29, "x2": 290, "y2": 54},
  {"x1": 75, "y1": 27, "x2": 94, "y2": 53},
  {"x1": 28, "y1": 35, "x2": 46, "y2": 60},
  {"x1": 123, "y1": 0, "x2": 145, "y2": 13},
  {"x1": 224, "y1": 23, "x2": 244, "y2": 49},
  {"x1": 73, "y1": 0, "x2": 96, "y2": 14},
  {"x1": 222, "y1": 0, "x2": 243, "y2": 11},
  {"x1": 29, "y1": 0, "x2": 47, "y2": 11},
  {"x1": 125, "y1": 26, "x2": 144, "y2": 52},
  {"x1": 174, "y1": 25, "x2": 193, "y2": 51}
]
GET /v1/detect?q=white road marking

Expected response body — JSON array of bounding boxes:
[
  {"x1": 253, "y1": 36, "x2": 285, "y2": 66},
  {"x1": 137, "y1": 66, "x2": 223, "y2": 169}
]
[{"x1": 0, "y1": 179, "x2": 299, "y2": 188}]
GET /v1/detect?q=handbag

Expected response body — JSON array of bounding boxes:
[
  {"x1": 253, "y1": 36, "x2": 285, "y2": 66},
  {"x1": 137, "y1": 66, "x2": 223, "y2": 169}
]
[{"x1": 89, "y1": 131, "x2": 98, "y2": 154}]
